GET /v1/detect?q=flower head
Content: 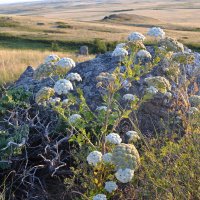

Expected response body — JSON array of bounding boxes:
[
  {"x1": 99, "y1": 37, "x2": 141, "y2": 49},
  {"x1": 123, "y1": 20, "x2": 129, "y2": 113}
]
[
  {"x1": 68, "y1": 114, "x2": 82, "y2": 124},
  {"x1": 48, "y1": 97, "x2": 61, "y2": 105},
  {"x1": 62, "y1": 99, "x2": 69, "y2": 105},
  {"x1": 93, "y1": 194, "x2": 107, "y2": 200},
  {"x1": 104, "y1": 181, "x2": 118, "y2": 193},
  {"x1": 105, "y1": 133, "x2": 122, "y2": 145},
  {"x1": 44, "y1": 54, "x2": 60, "y2": 63},
  {"x1": 112, "y1": 143, "x2": 140, "y2": 170},
  {"x1": 55, "y1": 57, "x2": 76, "y2": 74},
  {"x1": 116, "y1": 43, "x2": 126, "y2": 49},
  {"x1": 137, "y1": 50, "x2": 152, "y2": 59},
  {"x1": 115, "y1": 168, "x2": 134, "y2": 183},
  {"x1": 128, "y1": 32, "x2": 145, "y2": 42},
  {"x1": 35, "y1": 87, "x2": 55, "y2": 104},
  {"x1": 96, "y1": 106, "x2": 108, "y2": 112},
  {"x1": 87, "y1": 151, "x2": 102, "y2": 166},
  {"x1": 146, "y1": 86, "x2": 158, "y2": 95},
  {"x1": 102, "y1": 153, "x2": 113, "y2": 163},
  {"x1": 147, "y1": 27, "x2": 165, "y2": 39},
  {"x1": 123, "y1": 94, "x2": 136, "y2": 101},
  {"x1": 66, "y1": 73, "x2": 82, "y2": 82},
  {"x1": 54, "y1": 79, "x2": 73, "y2": 95},
  {"x1": 125, "y1": 131, "x2": 140, "y2": 142},
  {"x1": 112, "y1": 48, "x2": 128, "y2": 57}
]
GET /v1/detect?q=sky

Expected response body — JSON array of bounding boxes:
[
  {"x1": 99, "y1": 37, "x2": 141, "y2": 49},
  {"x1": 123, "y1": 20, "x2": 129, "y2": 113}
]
[{"x1": 0, "y1": 0, "x2": 41, "y2": 4}]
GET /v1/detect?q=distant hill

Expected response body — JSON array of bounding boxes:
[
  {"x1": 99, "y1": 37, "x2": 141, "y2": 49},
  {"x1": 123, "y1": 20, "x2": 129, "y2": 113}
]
[{"x1": 102, "y1": 14, "x2": 162, "y2": 27}]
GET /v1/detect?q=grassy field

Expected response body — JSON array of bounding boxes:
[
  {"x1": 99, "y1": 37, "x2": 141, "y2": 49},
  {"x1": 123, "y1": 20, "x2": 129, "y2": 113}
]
[
  {"x1": 0, "y1": 49, "x2": 94, "y2": 85},
  {"x1": 0, "y1": 0, "x2": 199, "y2": 85}
]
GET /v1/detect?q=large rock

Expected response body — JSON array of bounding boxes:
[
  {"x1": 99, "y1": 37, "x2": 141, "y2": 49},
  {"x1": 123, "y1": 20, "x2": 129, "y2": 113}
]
[{"x1": 13, "y1": 49, "x2": 200, "y2": 135}]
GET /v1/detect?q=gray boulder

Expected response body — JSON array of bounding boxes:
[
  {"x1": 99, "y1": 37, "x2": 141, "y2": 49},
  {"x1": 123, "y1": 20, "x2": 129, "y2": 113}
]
[
  {"x1": 13, "y1": 49, "x2": 200, "y2": 135},
  {"x1": 79, "y1": 45, "x2": 89, "y2": 55}
]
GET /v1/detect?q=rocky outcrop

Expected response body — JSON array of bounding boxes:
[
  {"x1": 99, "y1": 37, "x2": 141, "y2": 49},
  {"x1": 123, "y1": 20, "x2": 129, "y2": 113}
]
[{"x1": 13, "y1": 47, "x2": 200, "y2": 135}]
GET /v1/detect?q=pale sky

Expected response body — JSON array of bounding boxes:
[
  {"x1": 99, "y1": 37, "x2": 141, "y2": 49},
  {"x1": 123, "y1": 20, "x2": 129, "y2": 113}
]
[{"x1": 0, "y1": 0, "x2": 41, "y2": 4}]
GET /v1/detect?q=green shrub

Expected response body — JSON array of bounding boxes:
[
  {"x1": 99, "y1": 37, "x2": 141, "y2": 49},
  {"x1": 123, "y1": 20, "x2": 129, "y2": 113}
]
[
  {"x1": 93, "y1": 38, "x2": 107, "y2": 54},
  {"x1": 134, "y1": 134, "x2": 200, "y2": 200}
]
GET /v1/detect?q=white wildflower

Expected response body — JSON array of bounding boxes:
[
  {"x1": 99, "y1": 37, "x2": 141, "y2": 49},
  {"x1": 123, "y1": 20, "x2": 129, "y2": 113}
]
[
  {"x1": 68, "y1": 114, "x2": 82, "y2": 124},
  {"x1": 112, "y1": 48, "x2": 128, "y2": 57},
  {"x1": 48, "y1": 97, "x2": 61, "y2": 104},
  {"x1": 116, "y1": 43, "x2": 126, "y2": 49},
  {"x1": 115, "y1": 168, "x2": 134, "y2": 183},
  {"x1": 55, "y1": 57, "x2": 76, "y2": 72},
  {"x1": 54, "y1": 79, "x2": 73, "y2": 95},
  {"x1": 105, "y1": 133, "x2": 122, "y2": 145},
  {"x1": 122, "y1": 80, "x2": 132, "y2": 90},
  {"x1": 44, "y1": 54, "x2": 60, "y2": 63},
  {"x1": 96, "y1": 106, "x2": 108, "y2": 112},
  {"x1": 102, "y1": 153, "x2": 112, "y2": 163},
  {"x1": 147, "y1": 27, "x2": 165, "y2": 39},
  {"x1": 126, "y1": 131, "x2": 140, "y2": 142},
  {"x1": 165, "y1": 92, "x2": 172, "y2": 99},
  {"x1": 87, "y1": 151, "x2": 102, "y2": 166},
  {"x1": 137, "y1": 50, "x2": 152, "y2": 59},
  {"x1": 123, "y1": 94, "x2": 136, "y2": 101},
  {"x1": 146, "y1": 86, "x2": 158, "y2": 95},
  {"x1": 93, "y1": 194, "x2": 107, "y2": 200},
  {"x1": 104, "y1": 181, "x2": 118, "y2": 193},
  {"x1": 66, "y1": 73, "x2": 82, "y2": 82},
  {"x1": 128, "y1": 32, "x2": 145, "y2": 42},
  {"x1": 62, "y1": 99, "x2": 69, "y2": 105}
]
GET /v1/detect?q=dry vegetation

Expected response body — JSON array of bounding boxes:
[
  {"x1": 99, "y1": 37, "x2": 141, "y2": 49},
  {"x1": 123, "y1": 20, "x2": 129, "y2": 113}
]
[
  {"x1": 0, "y1": 49, "x2": 94, "y2": 84},
  {"x1": 0, "y1": 0, "x2": 199, "y2": 85}
]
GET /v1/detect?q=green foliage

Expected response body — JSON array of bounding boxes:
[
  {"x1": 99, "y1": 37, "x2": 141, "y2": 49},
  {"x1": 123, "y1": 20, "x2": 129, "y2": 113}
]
[
  {"x1": 93, "y1": 38, "x2": 107, "y2": 54},
  {"x1": 135, "y1": 134, "x2": 200, "y2": 200},
  {"x1": 51, "y1": 41, "x2": 60, "y2": 51},
  {"x1": 0, "y1": 87, "x2": 31, "y2": 115}
]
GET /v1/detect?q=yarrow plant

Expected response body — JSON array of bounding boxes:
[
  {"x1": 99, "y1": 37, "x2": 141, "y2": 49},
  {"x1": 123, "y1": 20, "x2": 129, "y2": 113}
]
[
  {"x1": 54, "y1": 79, "x2": 73, "y2": 95},
  {"x1": 105, "y1": 133, "x2": 122, "y2": 145},
  {"x1": 147, "y1": 27, "x2": 165, "y2": 39},
  {"x1": 127, "y1": 32, "x2": 145, "y2": 42},
  {"x1": 44, "y1": 54, "x2": 60, "y2": 63},
  {"x1": 66, "y1": 72, "x2": 82, "y2": 82},
  {"x1": 32, "y1": 28, "x2": 193, "y2": 200}
]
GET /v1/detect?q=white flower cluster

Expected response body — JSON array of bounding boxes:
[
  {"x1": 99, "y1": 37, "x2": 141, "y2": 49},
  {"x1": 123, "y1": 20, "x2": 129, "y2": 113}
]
[
  {"x1": 48, "y1": 97, "x2": 61, "y2": 104},
  {"x1": 128, "y1": 32, "x2": 145, "y2": 42},
  {"x1": 116, "y1": 43, "x2": 126, "y2": 49},
  {"x1": 35, "y1": 87, "x2": 55, "y2": 104},
  {"x1": 188, "y1": 107, "x2": 199, "y2": 115},
  {"x1": 62, "y1": 99, "x2": 69, "y2": 105},
  {"x1": 146, "y1": 86, "x2": 158, "y2": 95},
  {"x1": 87, "y1": 151, "x2": 102, "y2": 166},
  {"x1": 66, "y1": 73, "x2": 82, "y2": 82},
  {"x1": 93, "y1": 194, "x2": 107, "y2": 200},
  {"x1": 104, "y1": 181, "x2": 118, "y2": 193},
  {"x1": 137, "y1": 50, "x2": 152, "y2": 59},
  {"x1": 147, "y1": 27, "x2": 165, "y2": 39},
  {"x1": 68, "y1": 114, "x2": 82, "y2": 124},
  {"x1": 54, "y1": 79, "x2": 73, "y2": 95},
  {"x1": 96, "y1": 106, "x2": 108, "y2": 112},
  {"x1": 125, "y1": 131, "x2": 140, "y2": 142},
  {"x1": 115, "y1": 168, "x2": 134, "y2": 183},
  {"x1": 44, "y1": 54, "x2": 60, "y2": 63},
  {"x1": 123, "y1": 94, "x2": 136, "y2": 101},
  {"x1": 122, "y1": 80, "x2": 132, "y2": 90},
  {"x1": 55, "y1": 57, "x2": 76, "y2": 72},
  {"x1": 105, "y1": 133, "x2": 122, "y2": 145},
  {"x1": 102, "y1": 153, "x2": 112, "y2": 163},
  {"x1": 112, "y1": 48, "x2": 128, "y2": 57}
]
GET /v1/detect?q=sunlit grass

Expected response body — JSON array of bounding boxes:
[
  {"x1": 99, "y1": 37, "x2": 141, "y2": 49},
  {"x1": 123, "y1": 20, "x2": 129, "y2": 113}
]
[{"x1": 0, "y1": 49, "x2": 94, "y2": 85}]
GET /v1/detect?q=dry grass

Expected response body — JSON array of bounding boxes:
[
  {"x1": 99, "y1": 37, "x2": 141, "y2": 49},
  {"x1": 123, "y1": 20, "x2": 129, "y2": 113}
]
[{"x1": 0, "y1": 49, "x2": 94, "y2": 85}]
